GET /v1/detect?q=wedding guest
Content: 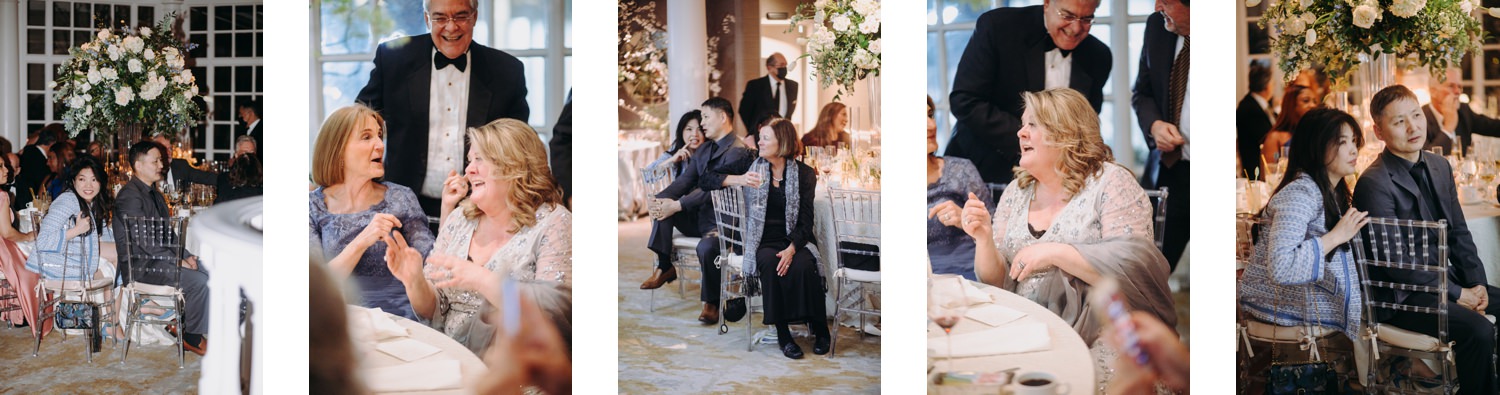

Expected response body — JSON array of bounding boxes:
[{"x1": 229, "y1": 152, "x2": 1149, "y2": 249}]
[
  {"x1": 114, "y1": 142, "x2": 212, "y2": 355},
  {"x1": 740, "y1": 53, "x2": 799, "y2": 137},
  {"x1": 85, "y1": 141, "x2": 105, "y2": 160},
  {"x1": 1104, "y1": 312, "x2": 1190, "y2": 395},
  {"x1": 958, "y1": 88, "x2": 1175, "y2": 390},
  {"x1": 1424, "y1": 68, "x2": 1500, "y2": 156},
  {"x1": 550, "y1": 91, "x2": 571, "y2": 206},
  {"x1": 1133, "y1": 0, "x2": 1190, "y2": 269},
  {"x1": 26, "y1": 156, "x2": 118, "y2": 339},
  {"x1": 1261, "y1": 84, "x2": 1319, "y2": 164},
  {"x1": 308, "y1": 261, "x2": 364, "y2": 394},
  {"x1": 474, "y1": 282, "x2": 572, "y2": 395},
  {"x1": 356, "y1": 0, "x2": 529, "y2": 218},
  {"x1": 650, "y1": 97, "x2": 754, "y2": 324},
  {"x1": 927, "y1": 96, "x2": 990, "y2": 280},
  {"x1": 150, "y1": 134, "x2": 216, "y2": 189},
  {"x1": 233, "y1": 135, "x2": 258, "y2": 160},
  {"x1": 385, "y1": 118, "x2": 571, "y2": 354},
  {"x1": 310, "y1": 104, "x2": 436, "y2": 321},
  {"x1": 639, "y1": 110, "x2": 707, "y2": 290},
  {"x1": 945, "y1": 0, "x2": 1111, "y2": 185},
  {"x1": 43, "y1": 142, "x2": 76, "y2": 203},
  {"x1": 801, "y1": 102, "x2": 853, "y2": 151},
  {"x1": 1292, "y1": 67, "x2": 1330, "y2": 105},
  {"x1": 0, "y1": 157, "x2": 41, "y2": 335},
  {"x1": 1238, "y1": 61, "x2": 1275, "y2": 178},
  {"x1": 238, "y1": 99, "x2": 262, "y2": 158},
  {"x1": 15, "y1": 124, "x2": 60, "y2": 211},
  {"x1": 216, "y1": 152, "x2": 263, "y2": 203},
  {"x1": 1355, "y1": 85, "x2": 1498, "y2": 394},
  {"x1": 720, "y1": 117, "x2": 828, "y2": 359},
  {"x1": 1239, "y1": 108, "x2": 1369, "y2": 344},
  {"x1": 0, "y1": 137, "x2": 12, "y2": 159}
]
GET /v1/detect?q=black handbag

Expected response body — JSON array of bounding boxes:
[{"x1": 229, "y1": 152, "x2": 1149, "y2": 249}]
[
  {"x1": 1264, "y1": 283, "x2": 1340, "y2": 394},
  {"x1": 723, "y1": 297, "x2": 746, "y2": 322},
  {"x1": 54, "y1": 301, "x2": 96, "y2": 330}
]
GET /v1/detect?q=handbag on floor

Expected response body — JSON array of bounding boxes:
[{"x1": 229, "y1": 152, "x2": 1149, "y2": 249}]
[{"x1": 1265, "y1": 284, "x2": 1339, "y2": 394}]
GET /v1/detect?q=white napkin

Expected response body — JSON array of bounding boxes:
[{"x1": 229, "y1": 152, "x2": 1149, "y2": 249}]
[
  {"x1": 964, "y1": 304, "x2": 1026, "y2": 327},
  {"x1": 375, "y1": 338, "x2": 442, "y2": 362},
  {"x1": 363, "y1": 359, "x2": 463, "y2": 392},
  {"x1": 366, "y1": 308, "x2": 409, "y2": 340},
  {"x1": 929, "y1": 322, "x2": 1051, "y2": 358},
  {"x1": 962, "y1": 281, "x2": 994, "y2": 306}
]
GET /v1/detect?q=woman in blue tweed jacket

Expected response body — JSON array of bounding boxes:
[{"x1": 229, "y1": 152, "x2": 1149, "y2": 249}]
[{"x1": 1240, "y1": 108, "x2": 1371, "y2": 340}]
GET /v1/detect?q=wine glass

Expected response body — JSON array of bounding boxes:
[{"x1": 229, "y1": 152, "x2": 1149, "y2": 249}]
[{"x1": 928, "y1": 274, "x2": 968, "y2": 372}]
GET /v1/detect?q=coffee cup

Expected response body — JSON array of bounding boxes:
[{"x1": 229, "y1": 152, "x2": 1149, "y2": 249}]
[{"x1": 1010, "y1": 371, "x2": 1069, "y2": 395}]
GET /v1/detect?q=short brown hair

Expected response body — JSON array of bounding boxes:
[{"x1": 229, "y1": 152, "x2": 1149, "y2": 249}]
[
  {"x1": 312, "y1": 104, "x2": 383, "y2": 187},
  {"x1": 1369, "y1": 85, "x2": 1418, "y2": 121},
  {"x1": 760, "y1": 117, "x2": 801, "y2": 159},
  {"x1": 460, "y1": 118, "x2": 564, "y2": 232}
]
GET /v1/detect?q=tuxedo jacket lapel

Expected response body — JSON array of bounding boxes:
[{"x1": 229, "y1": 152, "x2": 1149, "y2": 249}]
[
  {"x1": 1024, "y1": 36, "x2": 1047, "y2": 93},
  {"x1": 466, "y1": 50, "x2": 494, "y2": 127}
]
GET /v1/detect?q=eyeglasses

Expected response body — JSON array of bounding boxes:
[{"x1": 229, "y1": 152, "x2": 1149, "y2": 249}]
[
  {"x1": 428, "y1": 13, "x2": 474, "y2": 26},
  {"x1": 1053, "y1": 8, "x2": 1095, "y2": 26}
]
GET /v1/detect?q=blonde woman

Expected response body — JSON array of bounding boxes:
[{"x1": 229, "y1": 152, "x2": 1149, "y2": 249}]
[
  {"x1": 388, "y1": 118, "x2": 572, "y2": 354},
  {"x1": 958, "y1": 88, "x2": 1175, "y2": 391}
]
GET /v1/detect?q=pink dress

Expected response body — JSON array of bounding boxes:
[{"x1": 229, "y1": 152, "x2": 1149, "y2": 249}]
[{"x1": 0, "y1": 193, "x2": 47, "y2": 338}]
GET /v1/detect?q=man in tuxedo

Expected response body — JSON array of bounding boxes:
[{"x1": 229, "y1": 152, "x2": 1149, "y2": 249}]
[
  {"x1": 15, "y1": 124, "x2": 60, "y2": 211},
  {"x1": 114, "y1": 141, "x2": 212, "y2": 355},
  {"x1": 550, "y1": 91, "x2": 571, "y2": 206},
  {"x1": 1424, "y1": 68, "x2": 1500, "y2": 156},
  {"x1": 739, "y1": 53, "x2": 798, "y2": 139},
  {"x1": 356, "y1": 0, "x2": 529, "y2": 218},
  {"x1": 151, "y1": 134, "x2": 216, "y2": 189},
  {"x1": 1355, "y1": 85, "x2": 1498, "y2": 394},
  {"x1": 644, "y1": 97, "x2": 754, "y2": 324},
  {"x1": 945, "y1": 0, "x2": 1112, "y2": 185},
  {"x1": 1238, "y1": 61, "x2": 1274, "y2": 178},
  {"x1": 1132, "y1": 0, "x2": 1190, "y2": 269},
  {"x1": 238, "y1": 99, "x2": 262, "y2": 158}
]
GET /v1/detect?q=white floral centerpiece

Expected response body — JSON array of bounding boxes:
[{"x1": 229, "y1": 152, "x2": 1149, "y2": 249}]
[
  {"x1": 791, "y1": 0, "x2": 880, "y2": 100},
  {"x1": 51, "y1": 15, "x2": 202, "y2": 144},
  {"x1": 1253, "y1": 0, "x2": 1491, "y2": 87}
]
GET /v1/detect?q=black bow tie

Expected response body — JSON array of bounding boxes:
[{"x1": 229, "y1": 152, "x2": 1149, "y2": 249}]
[
  {"x1": 435, "y1": 51, "x2": 468, "y2": 72},
  {"x1": 1041, "y1": 38, "x2": 1073, "y2": 57}
]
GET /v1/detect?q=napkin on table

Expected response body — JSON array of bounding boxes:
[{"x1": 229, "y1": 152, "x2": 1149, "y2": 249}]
[
  {"x1": 929, "y1": 321, "x2": 1051, "y2": 358},
  {"x1": 964, "y1": 304, "x2": 1026, "y2": 327},
  {"x1": 363, "y1": 359, "x2": 463, "y2": 392},
  {"x1": 367, "y1": 308, "x2": 410, "y2": 340},
  {"x1": 376, "y1": 338, "x2": 442, "y2": 362}
]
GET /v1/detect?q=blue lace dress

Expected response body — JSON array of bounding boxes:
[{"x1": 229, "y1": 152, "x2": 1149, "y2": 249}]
[
  {"x1": 926, "y1": 157, "x2": 990, "y2": 280},
  {"x1": 310, "y1": 182, "x2": 434, "y2": 320}
]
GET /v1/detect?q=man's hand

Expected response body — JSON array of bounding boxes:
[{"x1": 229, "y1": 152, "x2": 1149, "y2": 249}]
[{"x1": 1150, "y1": 120, "x2": 1184, "y2": 153}]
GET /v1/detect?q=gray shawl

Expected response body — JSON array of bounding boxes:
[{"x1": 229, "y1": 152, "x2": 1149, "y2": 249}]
[{"x1": 740, "y1": 158, "x2": 814, "y2": 277}]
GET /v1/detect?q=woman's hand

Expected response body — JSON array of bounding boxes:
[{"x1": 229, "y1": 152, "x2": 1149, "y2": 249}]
[
  {"x1": 440, "y1": 170, "x2": 469, "y2": 211},
  {"x1": 959, "y1": 192, "x2": 992, "y2": 241},
  {"x1": 383, "y1": 232, "x2": 425, "y2": 285},
  {"x1": 1009, "y1": 243, "x2": 1068, "y2": 280},
  {"x1": 669, "y1": 147, "x2": 692, "y2": 163},
  {"x1": 728, "y1": 172, "x2": 764, "y2": 188},
  {"x1": 428, "y1": 254, "x2": 497, "y2": 293},
  {"x1": 476, "y1": 290, "x2": 572, "y2": 395},
  {"x1": 1324, "y1": 207, "x2": 1370, "y2": 247},
  {"x1": 775, "y1": 246, "x2": 796, "y2": 276},
  {"x1": 1105, "y1": 312, "x2": 1190, "y2": 394},
  {"x1": 353, "y1": 213, "x2": 402, "y2": 250},
  {"x1": 927, "y1": 200, "x2": 963, "y2": 228},
  {"x1": 68, "y1": 213, "x2": 92, "y2": 236}
]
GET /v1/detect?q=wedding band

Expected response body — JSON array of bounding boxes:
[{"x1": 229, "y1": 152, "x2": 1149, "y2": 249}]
[{"x1": 1017, "y1": 261, "x2": 1026, "y2": 270}]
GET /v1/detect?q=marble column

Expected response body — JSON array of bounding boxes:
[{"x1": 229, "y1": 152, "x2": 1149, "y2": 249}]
[
  {"x1": 0, "y1": 0, "x2": 19, "y2": 146},
  {"x1": 666, "y1": 0, "x2": 707, "y2": 133}
]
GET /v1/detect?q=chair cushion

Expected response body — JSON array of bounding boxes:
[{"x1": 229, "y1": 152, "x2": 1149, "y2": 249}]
[
  {"x1": 835, "y1": 268, "x2": 880, "y2": 283},
  {"x1": 42, "y1": 275, "x2": 113, "y2": 291},
  {"x1": 722, "y1": 254, "x2": 744, "y2": 272},
  {"x1": 671, "y1": 236, "x2": 701, "y2": 249},
  {"x1": 1244, "y1": 319, "x2": 1335, "y2": 342},
  {"x1": 124, "y1": 282, "x2": 182, "y2": 296},
  {"x1": 1375, "y1": 324, "x2": 1445, "y2": 352}
]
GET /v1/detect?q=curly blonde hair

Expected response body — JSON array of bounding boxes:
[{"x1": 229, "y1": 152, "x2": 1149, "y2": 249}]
[
  {"x1": 461, "y1": 118, "x2": 564, "y2": 232},
  {"x1": 1012, "y1": 88, "x2": 1115, "y2": 199}
]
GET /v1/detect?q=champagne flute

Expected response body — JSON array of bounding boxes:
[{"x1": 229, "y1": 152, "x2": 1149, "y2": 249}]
[{"x1": 928, "y1": 274, "x2": 968, "y2": 372}]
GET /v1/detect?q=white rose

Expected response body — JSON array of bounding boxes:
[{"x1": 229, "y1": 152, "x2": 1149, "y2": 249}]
[
  {"x1": 143, "y1": 48, "x2": 155, "y2": 61},
  {"x1": 69, "y1": 96, "x2": 84, "y2": 108},
  {"x1": 97, "y1": 29, "x2": 110, "y2": 41},
  {"x1": 114, "y1": 87, "x2": 135, "y2": 106},
  {"x1": 180, "y1": 70, "x2": 193, "y2": 83},
  {"x1": 80, "y1": 82, "x2": 91, "y2": 92},
  {"x1": 1285, "y1": 17, "x2": 1307, "y2": 35},
  {"x1": 1390, "y1": 0, "x2": 1425, "y2": 18},
  {"x1": 87, "y1": 69, "x2": 102, "y2": 84},
  {"x1": 47, "y1": 81, "x2": 57, "y2": 90},
  {"x1": 1300, "y1": 0, "x2": 1313, "y2": 9},
  {"x1": 832, "y1": 14, "x2": 852, "y2": 32},
  {"x1": 123, "y1": 36, "x2": 144, "y2": 53},
  {"x1": 163, "y1": 47, "x2": 179, "y2": 58},
  {"x1": 815, "y1": 10, "x2": 826, "y2": 24},
  {"x1": 868, "y1": 38, "x2": 881, "y2": 55},
  {"x1": 1353, "y1": 4, "x2": 1380, "y2": 28},
  {"x1": 182, "y1": 89, "x2": 194, "y2": 99},
  {"x1": 107, "y1": 45, "x2": 122, "y2": 61},
  {"x1": 128, "y1": 59, "x2": 143, "y2": 73},
  {"x1": 859, "y1": 18, "x2": 879, "y2": 34},
  {"x1": 1306, "y1": 28, "x2": 1317, "y2": 46},
  {"x1": 140, "y1": 27, "x2": 152, "y2": 38},
  {"x1": 82, "y1": 94, "x2": 91, "y2": 102},
  {"x1": 854, "y1": 0, "x2": 879, "y2": 16},
  {"x1": 1246, "y1": 0, "x2": 1262, "y2": 7},
  {"x1": 101, "y1": 68, "x2": 118, "y2": 81},
  {"x1": 816, "y1": 0, "x2": 831, "y2": 8}
]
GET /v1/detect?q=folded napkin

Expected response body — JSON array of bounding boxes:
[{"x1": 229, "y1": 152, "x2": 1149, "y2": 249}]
[
  {"x1": 364, "y1": 359, "x2": 463, "y2": 392},
  {"x1": 376, "y1": 338, "x2": 442, "y2": 362},
  {"x1": 929, "y1": 322, "x2": 1051, "y2": 358},
  {"x1": 962, "y1": 280, "x2": 995, "y2": 306},
  {"x1": 367, "y1": 308, "x2": 410, "y2": 340},
  {"x1": 965, "y1": 304, "x2": 1026, "y2": 327}
]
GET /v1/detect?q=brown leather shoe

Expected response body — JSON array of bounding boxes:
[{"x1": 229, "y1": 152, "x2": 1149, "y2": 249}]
[
  {"x1": 184, "y1": 337, "x2": 207, "y2": 356},
  {"x1": 698, "y1": 303, "x2": 719, "y2": 324},
  {"x1": 639, "y1": 267, "x2": 678, "y2": 290}
]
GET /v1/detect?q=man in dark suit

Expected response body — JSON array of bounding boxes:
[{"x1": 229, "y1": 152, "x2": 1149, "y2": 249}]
[
  {"x1": 1355, "y1": 85, "x2": 1498, "y2": 394},
  {"x1": 739, "y1": 53, "x2": 798, "y2": 139},
  {"x1": 945, "y1": 0, "x2": 1112, "y2": 185},
  {"x1": 15, "y1": 124, "x2": 60, "y2": 211},
  {"x1": 1238, "y1": 61, "x2": 1274, "y2": 178},
  {"x1": 1132, "y1": 0, "x2": 1190, "y2": 269},
  {"x1": 238, "y1": 99, "x2": 262, "y2": 158},
  {"x1": 150, "y1": 134, "x2": 217, "y2": 189},
  {"x1": 356, "y1": 0, "x2": 529, "y2": 218},
  {"x1": 644, "y1": 97, "x2": 754, "y2": 325},
  {"x1": 1424, "y1": 68, "x2": 1500, "y2": 156},
  {"x1": 114, "y1": 141, "x2": 212, "y2": 355},
  {"x1": 550, "y1": 90, "x2": 571, "y2": 206}
]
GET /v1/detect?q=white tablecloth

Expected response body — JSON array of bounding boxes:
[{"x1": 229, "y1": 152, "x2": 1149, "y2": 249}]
[
  {"x1": 928, "y1": 281, "x2": 1093, "y2": 394},
  {"x1": 1465, "y1": 202, "x2": 1500, "y2": 286},
  {"x1": 186, "y1": 197, "x2": 263, "y2": 394},
  {"x1": 619, "y1": 138, "x2": 664, "y2": 218},
  {"x1": 356, "y1": 308, "x2": 487, "y2": 394}
]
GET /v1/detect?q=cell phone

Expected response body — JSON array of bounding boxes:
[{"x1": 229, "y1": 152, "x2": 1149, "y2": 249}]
[
  {"x1": 501, "y1": 276, "x2": 520, "y2": 336},
  {"x1": 1090, "y1": 277, "x2": 1149, "y2": 366}
]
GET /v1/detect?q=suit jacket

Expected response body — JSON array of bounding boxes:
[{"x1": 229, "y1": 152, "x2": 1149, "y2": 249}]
[
  {"x1": 169, "y1": 158, "x2": 217, "y2": 187},
  {"x1": 1353, "y1": 151, "x2": 1485, "y2": 310},
  {"x1": 944, "y1": 6, "x2": 1111, "y2": 184},
  {"x1": 550, "y1": 92, "x2": 572, "y2": 206},
  {"x1": 1422, "y1": 103, "x2": 1500, "y2": 156},
  {"x1": 739, "y1": 76, "x2": 799, "y2": 134},
  {"x1": 356, "y1": 34, "x2": 530, "y2": 194},
  {"x1": 14, "y1": 145, "x2": 48, "y2": 211},
  {"x1": 1133, "y1": 13, "x2": 1186, "y2": 187},
  {"x1": 656, "y1": 133, "x2": 754, "y2": 233},
  {"x1": 113, "y1": 178, "x2": 187, "y2": 282},
  {"x1": 244, "y1": 120, "x2": 262, "y2": 158},
  {"x1": 1237, "y1": 93, "x2": 1274, "y2": 178}
]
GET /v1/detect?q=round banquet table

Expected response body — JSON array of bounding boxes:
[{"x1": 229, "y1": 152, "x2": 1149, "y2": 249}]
[
  {"x1": 186, "y1": 197, "x2": 263, "y2": 394},
  {"x1": 619, "y1": 138, "x2": 664, "y2": 218},
  {"x1": 927, "y1": 280, "x2": 1093, "y2": 394},
  {"x1": 1465, "y1": 202, "x2": 1500, "y2": 286},
  {"x1": 357, "y1": 309, "x2": 488, "y2": 394}
]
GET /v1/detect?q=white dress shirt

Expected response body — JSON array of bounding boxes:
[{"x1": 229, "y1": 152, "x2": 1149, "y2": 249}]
[
  {"x1": 1430, "y1": 109, "x2": 1459, "y2": 144},
  {"x1": 771, "y1": 77, "x2": 788, "y2": 118},
  {"x1": 423, "y1": 49, "x2": 472, "y2": 199},
  {"x1": 1044, "y1": 49, "x2": 1072, "y2": 90}
]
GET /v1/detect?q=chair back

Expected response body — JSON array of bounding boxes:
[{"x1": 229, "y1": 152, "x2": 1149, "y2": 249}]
[
  {"x1": 1351, "y1": 217, "x2": 1450, "y2": 346},
  {"x1": 118, "y1": 214, "x2": 188, "y2": 287},
  {"x1": 1145, "y1": 187, "x2": 1169, "y2": 250},
  {"x1": 641, "y1": 163, "x2": 675, "y2": 195},
  {"x1": 1234, "y1": 213, "x2": 1261, "y2": 270},
  {"x1": 828, "y1": 187, "x2": 880, "y2": 268},
  {"x1": 710, "y1": 186, "x2": 748, "y2": 270},
  {"x1": 985, "y1": 183, "x2": 1007, "y2": 208}
]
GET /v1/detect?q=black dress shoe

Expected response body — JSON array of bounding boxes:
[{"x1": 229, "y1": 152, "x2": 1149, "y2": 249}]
[
  {"x1": 781, "y1": 342, "x2": 804, "y2": 359},
  {"x1": 812, "y1": 336, "x2": 831, "y2": 355}
]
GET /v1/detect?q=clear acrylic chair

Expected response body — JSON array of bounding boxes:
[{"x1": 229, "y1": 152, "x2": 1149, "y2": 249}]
[
  {"x1": 640, "y1": 164, "x2": 702, "y2": 312},
  {"x1": 116, "y1": 214, "x2": 188, "y2": 368},
  {"x1": 985, "y1": 182, "x2": 1007, "y2": 208},
  {"x1": 710, "y1": 186, "x2": 761, "y2": 351},
  {"x1": 0, "y1": 269, "x2": 18, "y2": 329},
  {"x1": 32, "y1": 227, "x2": 116, "y2": 363},
  {"x1": 827, "y1": 187, "x2": 880, "y2": 357},
  {"x1": 1144, "y1": 187, "x2": 1169, "y2": 251},
  {"x1": 1351, "y1": 217, "x2": 1463, "y2": 393}
]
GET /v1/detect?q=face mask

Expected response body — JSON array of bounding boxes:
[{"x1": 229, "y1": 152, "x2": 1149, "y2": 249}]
[{"x1": 776, "y1": 67, "x2": 788, "y2": 79}]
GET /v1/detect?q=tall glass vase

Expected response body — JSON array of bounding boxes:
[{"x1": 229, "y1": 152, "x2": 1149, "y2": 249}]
[
  {"x1": 114, "y1": 123, "x2": 145, "y2": 162},
  {"x1": 1358, "y1": 52, "x2": 1397, "y2": 140}
]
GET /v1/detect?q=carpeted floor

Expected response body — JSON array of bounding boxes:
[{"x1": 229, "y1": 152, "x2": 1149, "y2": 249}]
[
  {"x1": 0, "y1": 322, "x2": 201, "y2": 393},
  {"x1": 616, "y1": 218, "x2": 881, "y2": 394}
]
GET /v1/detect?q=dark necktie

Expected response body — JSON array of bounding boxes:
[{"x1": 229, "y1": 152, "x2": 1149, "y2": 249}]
[
  {"x1": 1167, "y1": 37, "x2": 1190, "y2": 125},
  {"x1": 434, "y1": 51, "x2": 468, "y2": 72},
  {"x1": 771, "y1": 81, "x2": 781, "y2": 116},
  {"x1": 1410, "y1": 161, "x2": 1445, "y2": 222}
]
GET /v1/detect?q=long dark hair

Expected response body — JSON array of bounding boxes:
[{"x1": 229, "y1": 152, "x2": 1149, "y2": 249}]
[
  {"x1": 64, "y1": 155, "x2": 113, "y2": 233},
  {"x1": 1275, "y1": 108, "x2": 1363, "y2": 230},
  {"x1": 668, "y1": 110, "x2": 703, "y2": 155},
  {"x1": 1273, "y1": 84, "x2": 1313, "y2": 133},
  {"x1": 229, "y1": 153, "x2": 263, "y2": 188}
]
